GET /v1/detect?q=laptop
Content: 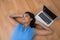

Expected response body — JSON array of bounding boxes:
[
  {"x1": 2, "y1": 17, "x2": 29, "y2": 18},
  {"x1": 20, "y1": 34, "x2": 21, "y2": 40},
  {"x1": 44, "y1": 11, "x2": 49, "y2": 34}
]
[{"x1": 35, "y1": 6, "x2": 57, "y2": 27}]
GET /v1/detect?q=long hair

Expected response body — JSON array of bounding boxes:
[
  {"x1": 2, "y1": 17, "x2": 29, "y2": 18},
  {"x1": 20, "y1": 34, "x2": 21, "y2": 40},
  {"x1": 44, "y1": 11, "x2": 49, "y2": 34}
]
[{"x1": 25, "y1": 12, "x2": 36, "y2": 28}]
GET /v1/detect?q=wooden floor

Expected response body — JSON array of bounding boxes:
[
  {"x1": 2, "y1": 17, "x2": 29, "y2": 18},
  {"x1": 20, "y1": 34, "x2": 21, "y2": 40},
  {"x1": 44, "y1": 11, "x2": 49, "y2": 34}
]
[{"x1": 0, "y1": 0, "x2": 60, "y2": 40}]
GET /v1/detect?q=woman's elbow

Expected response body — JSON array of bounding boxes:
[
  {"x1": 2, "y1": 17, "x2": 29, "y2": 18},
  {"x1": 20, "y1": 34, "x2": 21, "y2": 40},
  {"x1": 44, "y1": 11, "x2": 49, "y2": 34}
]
[
  {"x1": 42, "y1": 30, "x2": 53, "y2": 36},
  {"x1": 48, "y1": 30, "x2": 53, "y2": 35}
]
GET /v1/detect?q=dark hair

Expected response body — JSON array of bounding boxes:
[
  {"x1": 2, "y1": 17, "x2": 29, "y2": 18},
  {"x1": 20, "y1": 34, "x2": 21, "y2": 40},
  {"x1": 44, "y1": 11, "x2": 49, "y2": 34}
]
[{"x1": 25, "y1": 12, "x2": 36, "y2": 28}]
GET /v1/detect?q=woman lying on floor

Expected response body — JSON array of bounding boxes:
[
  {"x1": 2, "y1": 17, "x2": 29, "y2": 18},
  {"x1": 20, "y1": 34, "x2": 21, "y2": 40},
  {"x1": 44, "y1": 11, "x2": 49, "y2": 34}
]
[{"x1": 8, "y1": 12, "x2": 53, "y2": 40}]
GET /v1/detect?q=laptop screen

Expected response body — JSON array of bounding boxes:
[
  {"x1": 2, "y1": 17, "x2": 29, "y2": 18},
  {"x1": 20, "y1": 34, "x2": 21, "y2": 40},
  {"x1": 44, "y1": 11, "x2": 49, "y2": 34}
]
[{"x1": 43, "y1": 6, "x2": 57, "y2": 20}]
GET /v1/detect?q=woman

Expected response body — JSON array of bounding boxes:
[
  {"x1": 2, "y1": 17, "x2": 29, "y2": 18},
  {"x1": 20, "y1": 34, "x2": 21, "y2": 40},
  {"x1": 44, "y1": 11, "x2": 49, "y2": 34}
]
[{"x1": 8, "y1": 12, "x2": 53, "y2": 40}]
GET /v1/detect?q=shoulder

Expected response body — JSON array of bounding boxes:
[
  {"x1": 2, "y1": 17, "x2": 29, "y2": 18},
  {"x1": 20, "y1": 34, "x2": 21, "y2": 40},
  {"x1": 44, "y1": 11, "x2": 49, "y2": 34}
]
[
  {"x1": 14, "y1": 23, "x2": 23, "y2": 29},
  {"x1": 16, "y1": 23, "x2": 23, "y2": 27},
  {"x1": 34, "y1": 28, "x2": 40, "y2": 35},
  {"x1": 34, "y1": 28, "x2": 38, "y2": 32}
]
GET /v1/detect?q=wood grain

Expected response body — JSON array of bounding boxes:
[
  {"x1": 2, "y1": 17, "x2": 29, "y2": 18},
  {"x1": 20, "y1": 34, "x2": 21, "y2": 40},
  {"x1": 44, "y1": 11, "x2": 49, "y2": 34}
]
[{"x1": 0, "y1": 0, "x2": 60, "y2": 40}]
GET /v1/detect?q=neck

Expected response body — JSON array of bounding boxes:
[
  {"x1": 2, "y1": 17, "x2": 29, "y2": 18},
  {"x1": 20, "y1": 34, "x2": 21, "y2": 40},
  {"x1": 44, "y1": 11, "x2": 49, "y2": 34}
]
[{"x1": 24, "y1": 22, "x2": 30, "y2": 30}]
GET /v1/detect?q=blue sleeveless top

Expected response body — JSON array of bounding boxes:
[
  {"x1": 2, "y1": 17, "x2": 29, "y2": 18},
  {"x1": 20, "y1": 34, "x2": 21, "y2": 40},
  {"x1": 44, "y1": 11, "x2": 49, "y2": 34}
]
[{"x1": 11, "y1": 23, "x2": 34, "y2": 40}]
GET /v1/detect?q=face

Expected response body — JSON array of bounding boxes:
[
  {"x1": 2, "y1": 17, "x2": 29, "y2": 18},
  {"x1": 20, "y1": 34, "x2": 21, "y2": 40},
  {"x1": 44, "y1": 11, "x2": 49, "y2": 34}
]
[{"x1": 22, "y1": 13, "x2": 32, "y2": 23}]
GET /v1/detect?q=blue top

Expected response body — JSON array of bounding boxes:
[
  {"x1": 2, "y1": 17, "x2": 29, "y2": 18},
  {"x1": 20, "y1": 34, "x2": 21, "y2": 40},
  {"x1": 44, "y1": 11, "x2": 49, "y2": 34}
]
[{"x1": 11, "y1": 23, "x2": 34, "y2": 40}]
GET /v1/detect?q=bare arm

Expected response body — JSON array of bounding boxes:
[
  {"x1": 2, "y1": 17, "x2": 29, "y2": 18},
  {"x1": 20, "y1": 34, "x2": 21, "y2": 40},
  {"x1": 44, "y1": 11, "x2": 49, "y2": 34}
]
[
  {"x1": 7, "y1": 14, "x2": 24, "y2": 26},
  {"x1": 35, "y1": 20, "x2": 53, "y2": 36}
]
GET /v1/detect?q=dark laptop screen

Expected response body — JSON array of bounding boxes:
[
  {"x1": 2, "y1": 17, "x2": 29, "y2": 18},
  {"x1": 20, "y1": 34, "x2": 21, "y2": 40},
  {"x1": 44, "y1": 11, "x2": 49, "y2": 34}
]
[{"x1": 43, "y1": 6, "x2": 57, "y2": 20}]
